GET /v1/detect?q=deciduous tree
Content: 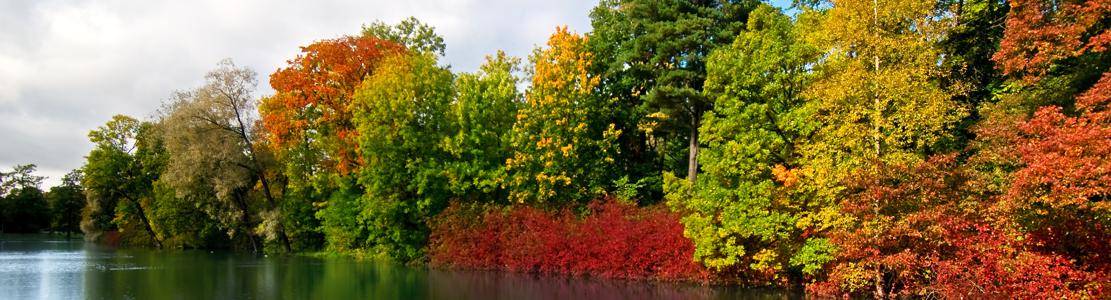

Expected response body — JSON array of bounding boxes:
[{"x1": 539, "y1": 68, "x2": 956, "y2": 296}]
[
  {"x1": 162, "y1": 59, "x2": 292, "y2": 253},
  {"x1": 505, "y1": 27, "x2": 620, "y2": 204},
  {"x1": 81, "y1": 115, "x2": 162, "y2": 247},
  {"x1": 351, "y1": 52, "x2": 454, "y2": 260},
  {"x1": 443, "y1": 51, "x2": 522, "y2": 203}
]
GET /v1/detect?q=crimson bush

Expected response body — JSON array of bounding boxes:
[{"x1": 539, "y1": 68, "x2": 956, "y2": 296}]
[{"x1": 428, "y1": 198, "x2": 709, "y2": 281}]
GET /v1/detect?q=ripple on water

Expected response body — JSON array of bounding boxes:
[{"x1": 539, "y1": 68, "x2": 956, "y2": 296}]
[{"x1": 0, "y1": 251, "x2": 89, "y2": 274}]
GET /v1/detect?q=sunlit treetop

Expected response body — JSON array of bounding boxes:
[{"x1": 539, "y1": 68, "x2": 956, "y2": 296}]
[{"x1": 260, "y1": 35, "x2": 405, "y2": 173}]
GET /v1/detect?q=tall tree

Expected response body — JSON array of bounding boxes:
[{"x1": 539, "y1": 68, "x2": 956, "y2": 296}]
[
  {"x1": 443, "y1": 51, "x2": 523, "y2": 203},
  {"x1": 260, "y1": 33, "x2": 406, "y2": 252},
  {"x1": 81, "y1": 115, "x2": 162, "y2": 247},
  {"x1": 589, "y1": 0, "x2": 759, "y2": 184},
  {"x1": 505, "y1": 27, "x2": 621, "y2": 205},
  {"x1": 162, "y1": 59, "x2": 292, "y2": 253},
  {"x1": 987, "y1": 0, "x2": 1111, "y2": 274},
  {"x1": 665, "y1": 4, "x2": 830, "y2": 279},
  {"x1": 800, "y1": 0, "x2": 966, "y2": 189},
  {"x1": 351, "y1": 52, "x2": 454, "y2": 260}
]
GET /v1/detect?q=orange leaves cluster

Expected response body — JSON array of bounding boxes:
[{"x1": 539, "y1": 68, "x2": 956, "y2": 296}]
[
  {"x1": 260, "y1": 35, "x2": 404, "y2": 172},
  {"x1": 530, "y1": 26, "x2": 598, "y2": 98}
]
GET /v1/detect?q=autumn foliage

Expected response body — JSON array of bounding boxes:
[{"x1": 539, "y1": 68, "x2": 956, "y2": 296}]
[
  {"x1": 260, "y1": 35, "x2": 404, "y2": 173},
  {"x1": 64, "y1": 1, "x2": 1111, "y2": 297},
  {"x1": 809, "y1": 156, "x2": 1105, "y2": 298},
  {"x1": 427, "y1": 198, "x2": 709, "y2": 282}
]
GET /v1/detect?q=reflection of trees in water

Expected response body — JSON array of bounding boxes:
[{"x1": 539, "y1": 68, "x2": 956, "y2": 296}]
[
  {"x1": 426, "y1": 268, "x2": 798, "y2": 300},
  {"x1": 69, "y1": 242, "x2": 796, "y2": 299}
]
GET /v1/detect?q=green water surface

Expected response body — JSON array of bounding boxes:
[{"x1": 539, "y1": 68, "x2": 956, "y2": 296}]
[{"x1": 0, "y1": 235, "x2": 797, "y2": 299}]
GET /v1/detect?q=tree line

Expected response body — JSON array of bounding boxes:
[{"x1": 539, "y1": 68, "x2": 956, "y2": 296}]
[
  {"x1": 7, "y1": 0, "x2": 1103, "y2": 297},
  {"x1": 0, "y1": 165, "x2": 84, "y2": 236}
]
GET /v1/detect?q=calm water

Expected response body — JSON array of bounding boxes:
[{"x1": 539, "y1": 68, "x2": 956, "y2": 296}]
[{"x1": 0, "y1": 235, "x2": 798, "y2": 300}]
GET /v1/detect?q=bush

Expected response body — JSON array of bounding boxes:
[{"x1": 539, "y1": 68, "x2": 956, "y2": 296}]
[{"x1": 428, "y1": 197, "x2": 708, "y2": 281}]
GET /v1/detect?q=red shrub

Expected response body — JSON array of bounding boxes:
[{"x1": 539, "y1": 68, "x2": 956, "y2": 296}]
[{"x1": 428, "y1": 198, "x2": 709, "y2": 282}]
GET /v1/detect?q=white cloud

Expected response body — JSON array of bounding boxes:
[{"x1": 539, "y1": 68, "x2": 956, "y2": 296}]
[{"x1": 0, "y1": 0, "x2": 595, "y2": 187}]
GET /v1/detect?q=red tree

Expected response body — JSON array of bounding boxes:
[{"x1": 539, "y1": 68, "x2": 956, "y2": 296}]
[
  {"x1": 809, "y1": 156, "x2": 1104, "y2": 298},
  {"x1": 993, "y1": 0, "x2": 1110, "y2": 81},
  {"x1": 991, "y1": 0, "x2": 1111, "y2": 276},
  {"x1": 260, "y1": 35, "x2": 404, "y2": 173}
]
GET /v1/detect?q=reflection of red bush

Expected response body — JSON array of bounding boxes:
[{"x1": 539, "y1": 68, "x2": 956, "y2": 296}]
[{"x1": 428, "y1": 197, "x2": 709, "y2": 282}]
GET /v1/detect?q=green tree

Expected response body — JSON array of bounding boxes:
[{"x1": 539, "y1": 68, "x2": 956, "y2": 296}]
[
  {"x1": 0, "y1": 164, "x2": 49, "y2": 233},
  {"x1": 47, "y1": 170, "x2": 86, "y2": 236},
  {"x1": 350, "y1": 51, "x2": 454, "y2": 260},
  {"x1": 80, "y1": 115, "x2": 162, "y2": 247},
  {"x1": 443, "y1": 51, "x2": 522, "y2": 203},
  {"x1": 505, "y1": 27, "x2": 621, "y2": 205},
  {"x1": 665, "y1": 4, "x2": 832, "y2": 278},
  {"x1": 362, "y1": 16, "x2": 446, "y2": 56},
  {"x1": 589, "y1": 0, "x2": 759, "y2": 185}
]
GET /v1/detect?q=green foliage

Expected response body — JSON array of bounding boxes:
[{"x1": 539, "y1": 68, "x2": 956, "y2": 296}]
[
  {"x1": 589, "y1": 0, "x2": 759, "y2": 184},
  {"x1": 46, "y1": 170, "x2": 85, "y2": 234},
  {"x1": 351, "y1": 52, "x2": 455, "y2": 261},
  {"x1": 2, "y1": 186, "x2": 49, "y2": 233},
  {"x1": 81, "y1": 115, "x2": 162, "y2": 247},
  {"x1": 790, "y1": 238, "x2": 836, "y2": 276},
  {"x1": 442, "y1": 51, "x2": 522, "y2": 203},
  {"x1": 666, "y1": 4, "x2": 827, "y2": 279},
  {"x1": 147, "y1": 181, "x2": 226, "y2": 248},
  {"x1": 363, "y1": 16, "x2": 446, "y2": 56},
  {"x1": 316, "y1": 177, "x2": 365, "y2": 250},
  {"x1": 1, "y1": 164, "x2": 50, "y2": 233}
]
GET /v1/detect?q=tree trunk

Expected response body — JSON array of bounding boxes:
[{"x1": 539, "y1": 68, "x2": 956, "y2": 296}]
[
  {"x1": 128, "y1": 197, "x2": 162, "y2": 249},
  {"x1": 232, "y1": 192, "x2": 262, "y2": 254},
  {"x1": 874, "y1": 268, "x2": 886, "y2": 299},
  {"x1": 872, "y1": 0, "x2": 882, "y2": 157},
  {"x1": 228, "y1": 93, "x2": 292, "y2": 253},
  {"x1": 257, "y1": 173, "x2": 292, "y2": 253},
  {"x1": 687, "y1": 119, "x2": 700, "y2": 183}
]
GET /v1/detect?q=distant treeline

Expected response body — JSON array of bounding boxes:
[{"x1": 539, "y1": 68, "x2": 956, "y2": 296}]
[
  {"x1": 36, "y1": 0, "x2": 1111, "y2": 298},
  {"x1": 0, "y1": 165, "x2": 83, "y2": 235}
]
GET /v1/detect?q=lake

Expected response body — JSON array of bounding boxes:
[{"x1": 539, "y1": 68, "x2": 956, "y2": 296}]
[{"x1": 0, "y1": 234, "x2": 798, "y2": 299}]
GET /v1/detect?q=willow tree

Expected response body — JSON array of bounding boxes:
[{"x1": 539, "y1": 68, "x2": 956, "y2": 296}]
[{"x1": 161, "y1": 60, "x2": 291, "y2": 253}]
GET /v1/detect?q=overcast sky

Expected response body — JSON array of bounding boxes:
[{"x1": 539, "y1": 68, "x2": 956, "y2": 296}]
[{"x1": 1, "y1": 0, "x2": 601, "y2": 187}]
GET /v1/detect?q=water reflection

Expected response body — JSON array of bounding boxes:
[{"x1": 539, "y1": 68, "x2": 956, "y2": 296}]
[{"x1": 0, "y1": 235, "x2": 800, "y2": 299}]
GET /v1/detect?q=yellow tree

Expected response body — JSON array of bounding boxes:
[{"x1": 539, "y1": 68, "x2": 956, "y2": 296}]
[
  {"x1": 802, "y1": 0, "x2": 966, "y2": 188},
  {"x1": 801, "y1": 0, "x2": 967, "y2": 297},
  {"x1": 505, "y1": 27, "x2": 621, "y2": 205}
]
